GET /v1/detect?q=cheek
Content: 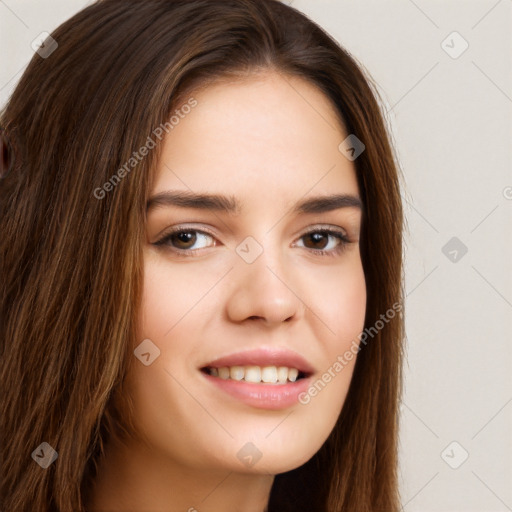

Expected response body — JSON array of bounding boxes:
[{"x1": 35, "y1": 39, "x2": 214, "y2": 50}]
[
  {"x1": 300, "y1": 255, "x2": 366, "y2": 407},
  {"x1": 128, "y1": 256, "x2": 217, "y2": 463},
  {"x1": 136, "y1": 252, "x2": 220, "y2": 340},
  {"x1": 308, "y1": 254, "x2": 367, "y2": 346}
]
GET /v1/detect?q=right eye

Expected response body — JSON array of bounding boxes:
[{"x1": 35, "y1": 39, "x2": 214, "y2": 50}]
[{"x1": 153, "y1": 227, "x2": 218, "y2": 255}]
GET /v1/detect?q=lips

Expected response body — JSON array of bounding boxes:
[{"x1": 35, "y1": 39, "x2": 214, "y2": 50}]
[
  {"x1": 199, "y1": 348, "x2": 315, "y2": 410},
  {"x1": 200, "y1": 348, "x2": 315, "y2": 375}
]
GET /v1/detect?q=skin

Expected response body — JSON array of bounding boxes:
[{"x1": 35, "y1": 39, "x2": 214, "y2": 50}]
[{"x1": 88, "y1": 70, "x2": 366, "y2": 512}]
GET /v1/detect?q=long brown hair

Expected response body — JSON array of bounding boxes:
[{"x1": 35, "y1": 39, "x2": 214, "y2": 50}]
[{"x1": 0, "y1": 1, "x2": 404, "y2": 510}]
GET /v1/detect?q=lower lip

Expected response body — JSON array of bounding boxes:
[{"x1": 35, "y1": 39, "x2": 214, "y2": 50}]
[{"x1": 201, "y1": 372, "x2": 312, "y2": 410}]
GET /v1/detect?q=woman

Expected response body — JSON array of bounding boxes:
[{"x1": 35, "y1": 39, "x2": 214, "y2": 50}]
[{"x1": 0, "y1": 0, "x2": 405, "y2": 510}]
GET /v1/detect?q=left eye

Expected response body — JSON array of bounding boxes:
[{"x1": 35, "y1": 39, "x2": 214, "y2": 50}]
[{"x1": 295, "y1": 230, "x2": 346, "y2": 252}]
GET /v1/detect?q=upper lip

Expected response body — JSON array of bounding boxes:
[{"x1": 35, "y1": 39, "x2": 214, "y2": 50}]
[{"x1": 201, "y1": 347, "x2": 316, "y2": 375}]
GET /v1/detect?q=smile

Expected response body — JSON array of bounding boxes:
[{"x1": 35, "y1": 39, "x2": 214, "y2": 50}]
[
  {"x1": 202, "y1": 365, "x2": 305, "y2": 384},
  {"x1": 199, "y1": 348, "x2": 315, "y2": 410}
]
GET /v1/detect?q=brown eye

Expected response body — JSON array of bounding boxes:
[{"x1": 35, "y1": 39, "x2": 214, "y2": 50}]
[
  {"x1": 171, "y1": 231, "x2": 197, "y2": 249},
  {"x1": 296, "y1": 228, "x2": 350, "y2": 256},
  {"x1": 153, "y1": 228, "x2": 216, "y2": 252},
  {"x1": 303, "y1": 232, "x2": 330, "y2": 250}
]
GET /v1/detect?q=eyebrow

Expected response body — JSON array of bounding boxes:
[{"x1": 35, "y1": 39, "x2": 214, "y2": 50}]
[{"x1": 146, "y1": 190, "x2": 363, "y2": 214}]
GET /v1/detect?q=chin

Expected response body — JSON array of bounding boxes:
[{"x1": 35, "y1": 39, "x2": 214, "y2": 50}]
[{"x1": 216, "y1": 424, "x2": 330, "y2": 475}]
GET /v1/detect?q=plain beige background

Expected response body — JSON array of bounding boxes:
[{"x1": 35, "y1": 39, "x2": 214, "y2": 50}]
[{"x1": 1, "y1": 1, "x2": 511, "y2": 510}]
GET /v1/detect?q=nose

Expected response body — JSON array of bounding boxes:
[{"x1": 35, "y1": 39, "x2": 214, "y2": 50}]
[{"x1": 225, "y1": 245, "x2": 304, "y2": 326}]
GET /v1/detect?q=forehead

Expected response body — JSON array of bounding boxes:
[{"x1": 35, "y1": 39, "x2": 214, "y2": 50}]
[{"x1": 152, "y1": 71, "x2": 359, "y2": 203}]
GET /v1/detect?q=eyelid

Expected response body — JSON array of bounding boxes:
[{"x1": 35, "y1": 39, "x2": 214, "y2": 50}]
[{"x1": 296, "y1": 223, "x2": 349, "y2": 239}]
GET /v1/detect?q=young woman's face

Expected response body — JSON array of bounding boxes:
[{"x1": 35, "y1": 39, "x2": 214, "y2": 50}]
[{"x1": 132, "y1": 71, "x2": 366, "y2": 474}]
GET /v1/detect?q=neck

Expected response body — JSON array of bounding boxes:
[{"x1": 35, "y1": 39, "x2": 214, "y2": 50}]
[{"x1": 85, "y1": 437, "x2": 274, "y2": 512}]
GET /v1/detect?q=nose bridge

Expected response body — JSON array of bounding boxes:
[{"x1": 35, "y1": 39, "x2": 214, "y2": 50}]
[
  {"x1": 236, "y1": 230, "x2": 289, "y2": 284},
  {"x1": 226, "y1": 233, "x2": 302, "y2": 324}
]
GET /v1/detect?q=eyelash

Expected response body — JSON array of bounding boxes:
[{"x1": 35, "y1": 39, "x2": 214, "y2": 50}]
[{"x1": 153, "y1": 225, "x2": 351, "y2": 258}]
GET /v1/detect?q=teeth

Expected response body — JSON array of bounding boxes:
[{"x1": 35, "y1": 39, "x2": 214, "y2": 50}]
[
  {"x1": 288, "y1": 368, "x2": 299, "y2": 382},
  {"x1": 218, "y1": 367, "x2": 230, "y2": 379},
  {"x1": 277, "y1": 366, "x2": 288, "y2": 383},
  {"x1": 244, "y1": 366, "x2": 261, "y2": 383},
  {"x1": 208, "y1": 365, "x2": 302, "y2": 384},
  {"x1": 261, "y1": 366, "x2": 278, "y2": 383},
  {"x1": 229, "y1": 366, "x2": 244, "y2": 381}
]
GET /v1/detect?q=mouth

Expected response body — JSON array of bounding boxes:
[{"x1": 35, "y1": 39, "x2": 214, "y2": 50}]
[
  {"x1": 200, "y1": 365, "x2": 310, "y2": 384},
  {"x1": 199, "y1": 348, "x2": 315, "y2": 410}
]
